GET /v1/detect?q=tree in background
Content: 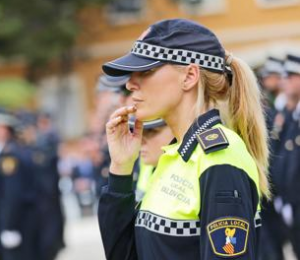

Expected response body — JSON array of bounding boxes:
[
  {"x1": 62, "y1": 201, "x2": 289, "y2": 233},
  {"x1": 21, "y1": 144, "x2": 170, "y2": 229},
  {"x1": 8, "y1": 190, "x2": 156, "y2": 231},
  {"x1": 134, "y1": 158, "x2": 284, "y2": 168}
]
[
  {"x1": 0, "y1": 0, "x2": 109, "y2": 136},
  {"x1": 0, "y1": 0, "x2": 108, "y2": 79}
]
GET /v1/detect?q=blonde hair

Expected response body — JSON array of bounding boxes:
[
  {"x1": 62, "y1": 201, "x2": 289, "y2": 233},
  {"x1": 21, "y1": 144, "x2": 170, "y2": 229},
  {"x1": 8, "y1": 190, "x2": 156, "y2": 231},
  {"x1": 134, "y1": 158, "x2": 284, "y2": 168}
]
[{"x1": 195, "y1": 52, "x2": 270, "y2": 199}]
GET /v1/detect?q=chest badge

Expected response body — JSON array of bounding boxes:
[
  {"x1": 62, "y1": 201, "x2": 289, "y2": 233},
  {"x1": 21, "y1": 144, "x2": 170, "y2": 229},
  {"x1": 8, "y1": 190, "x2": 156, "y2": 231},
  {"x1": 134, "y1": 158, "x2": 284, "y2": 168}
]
[
  {"x1": 207, "y1": 217, "x2": 249, "y2": 257},
  {"x1": 1, "y1": 157, "x2": 18, "y2": 176}
]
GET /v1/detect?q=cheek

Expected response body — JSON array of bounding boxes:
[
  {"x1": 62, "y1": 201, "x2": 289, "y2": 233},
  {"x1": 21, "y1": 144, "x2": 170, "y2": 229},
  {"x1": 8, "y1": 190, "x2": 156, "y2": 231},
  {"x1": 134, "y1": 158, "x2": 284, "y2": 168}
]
[
  {"x1": 151, "y1": 136, "x2": 167, "y2": 154},
  {"x1": 150, "y1": 84, "x2": 182, "y2": 110},
  {"x1": 156, "y1": 132, "x2": 173, "y2": 149}
]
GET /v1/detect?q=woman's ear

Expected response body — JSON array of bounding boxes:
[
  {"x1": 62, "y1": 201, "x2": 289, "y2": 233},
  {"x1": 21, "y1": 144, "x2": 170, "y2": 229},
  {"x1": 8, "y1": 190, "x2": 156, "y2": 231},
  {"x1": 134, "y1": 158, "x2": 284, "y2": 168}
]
[{"x1": 182, "y1": 64, "x2": 200, "y2": 91}]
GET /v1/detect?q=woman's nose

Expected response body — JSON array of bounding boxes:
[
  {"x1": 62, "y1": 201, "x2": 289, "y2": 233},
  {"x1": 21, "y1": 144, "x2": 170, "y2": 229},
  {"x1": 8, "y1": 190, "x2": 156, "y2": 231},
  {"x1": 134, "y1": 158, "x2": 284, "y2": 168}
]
[{"x1": 126, "y1": 73, "x2": 140, "y2": 91}]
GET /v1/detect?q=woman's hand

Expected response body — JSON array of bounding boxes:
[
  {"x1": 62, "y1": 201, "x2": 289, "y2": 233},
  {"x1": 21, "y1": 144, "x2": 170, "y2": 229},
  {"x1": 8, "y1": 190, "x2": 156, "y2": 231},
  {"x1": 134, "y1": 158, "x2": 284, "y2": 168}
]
[{"x1": 106, "y1": 106, "x2": 143, "y2": 175}]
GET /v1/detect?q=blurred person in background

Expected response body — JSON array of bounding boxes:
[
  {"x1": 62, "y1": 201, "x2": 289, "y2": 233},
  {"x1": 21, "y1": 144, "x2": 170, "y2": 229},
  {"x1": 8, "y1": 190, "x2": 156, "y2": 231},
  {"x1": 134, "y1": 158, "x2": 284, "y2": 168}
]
[
  {"x1": 128, "y1": 118, "x2": 173, "y2": 202},
  {"x1": 0, "y1": 110, "x2": 37, "y2": 260},
  {"x1": 33, "y1": 112, "x2": 65, "y2": 260},
  {"x1": 258, "y1": 56, "x2": 284, "y2": 128},
  {"x1": 16, "y1": 111, "x2": 42, "y2": 260},
  {"x1": 258, "y1": 57, "x2": 287, "y2": 260},
  {"x1": 72, "y1": 134, "x2": 98, "y2": 216},
  {"x1": 270, "y1": 54, "x2": 300, "y2": 204},
  {"x1": 269, "y1": 55, "x2": 300, "y2": 198},
  {"x1": 276, "y1": 54, "x2": 300, "y2": 259},
  {"x1": 96, "y1": 75, "x2": 124, "y2": 135},
  {"x1": 259, "y1": 57, "x2": 284, "y2": 105},
  {"x1": 94, "y1": 75, "x2": 131, "y2": 197},
  {"x1": 261, "y1": 54, "x2": 300, "y2": 260}
]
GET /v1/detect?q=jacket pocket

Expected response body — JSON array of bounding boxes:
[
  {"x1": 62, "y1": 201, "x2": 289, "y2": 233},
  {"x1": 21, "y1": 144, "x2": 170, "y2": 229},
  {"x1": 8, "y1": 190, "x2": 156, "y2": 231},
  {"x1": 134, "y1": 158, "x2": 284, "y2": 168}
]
[{"x1": 215, "y1": 190, "x2": 242, "y2": 204}]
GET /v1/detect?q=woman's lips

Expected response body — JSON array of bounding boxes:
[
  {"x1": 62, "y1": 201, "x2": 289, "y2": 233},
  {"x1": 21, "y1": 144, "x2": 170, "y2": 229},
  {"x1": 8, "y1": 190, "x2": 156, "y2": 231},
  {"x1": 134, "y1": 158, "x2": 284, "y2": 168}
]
[{"x1": 132, "y1": 97, "x2": 143, "y2": 102}]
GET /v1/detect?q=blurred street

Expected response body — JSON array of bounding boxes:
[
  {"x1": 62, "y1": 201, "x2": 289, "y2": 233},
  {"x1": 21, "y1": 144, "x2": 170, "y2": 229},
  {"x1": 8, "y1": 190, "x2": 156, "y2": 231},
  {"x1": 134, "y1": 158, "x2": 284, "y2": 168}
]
[
  {"x1": 55, "y1": 190, "x2": 106, "y2": 260},
  {"x1": 57, "y1": 216, "x2": 106, "y2": 260}
]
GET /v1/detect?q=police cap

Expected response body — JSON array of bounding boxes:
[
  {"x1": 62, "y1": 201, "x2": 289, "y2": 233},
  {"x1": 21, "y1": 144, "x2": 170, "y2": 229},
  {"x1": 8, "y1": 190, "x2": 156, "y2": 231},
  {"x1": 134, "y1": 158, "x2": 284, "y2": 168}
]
[
  {"x1": 103, "y1": 19, "x2": 226, "y2": 76},
  {"x1": 259, "y1": 57, "x2": 284, "y2": 78},
  {"x1": 284, "y1": 54, "x2": 300, "y2": 75}
]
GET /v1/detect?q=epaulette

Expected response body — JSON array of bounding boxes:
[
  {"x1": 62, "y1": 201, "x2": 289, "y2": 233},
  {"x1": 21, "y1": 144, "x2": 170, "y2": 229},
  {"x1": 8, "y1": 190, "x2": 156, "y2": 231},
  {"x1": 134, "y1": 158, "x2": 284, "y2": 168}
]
[{"x1": 196, "y1": 127, "x2": 229, "y2": 154}]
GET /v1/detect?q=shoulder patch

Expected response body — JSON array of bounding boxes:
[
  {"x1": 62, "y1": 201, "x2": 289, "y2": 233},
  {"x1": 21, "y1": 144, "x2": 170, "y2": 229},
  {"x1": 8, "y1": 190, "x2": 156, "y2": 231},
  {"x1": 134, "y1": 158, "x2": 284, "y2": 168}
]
[
  {"x1": 207, "y1": 217, "x2": 249, "y2": 258},
  {"x1": 0, "y1": 156, "x2": 18, "y2": 176},
  {"x1": 196, "y1": 128, "x2": 229, "y2": 154}
]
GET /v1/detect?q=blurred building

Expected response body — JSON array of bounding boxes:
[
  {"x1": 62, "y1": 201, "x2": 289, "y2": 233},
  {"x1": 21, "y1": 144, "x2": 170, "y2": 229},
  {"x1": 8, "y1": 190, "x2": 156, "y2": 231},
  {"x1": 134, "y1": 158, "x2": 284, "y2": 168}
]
[{"x1": 1, "y1": 0, "x2": 300, "y2": 138}]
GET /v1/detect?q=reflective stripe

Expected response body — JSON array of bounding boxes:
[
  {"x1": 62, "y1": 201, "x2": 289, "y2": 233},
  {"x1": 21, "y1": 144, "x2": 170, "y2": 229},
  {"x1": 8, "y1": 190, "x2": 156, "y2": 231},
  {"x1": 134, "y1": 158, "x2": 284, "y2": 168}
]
[
  {"x1": 136, "y1": 210, "x2": 261, "y2": 237},
  {"x1": 254, "y1": 211, "x2": 262, "y2": 228},
  {"x1": 135, "y1": 211, "x2": 201, "y2": 237}
]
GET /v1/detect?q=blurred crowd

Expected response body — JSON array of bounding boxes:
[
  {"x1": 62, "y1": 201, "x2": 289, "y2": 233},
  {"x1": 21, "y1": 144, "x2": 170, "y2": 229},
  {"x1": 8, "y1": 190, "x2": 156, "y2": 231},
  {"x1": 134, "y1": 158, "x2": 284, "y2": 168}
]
[
  {"x1": 0, "y1": 52, "x2": 300, "y2": 260},
  {"x1": 0, "y1": 73, "x2": 135, "y2": 260},
  {"x1": 258, "y1": 54, "x2": 300, "y2": 260},
  {"x1": 0, "y1": 111, "x2": 64, "y2": 260}
]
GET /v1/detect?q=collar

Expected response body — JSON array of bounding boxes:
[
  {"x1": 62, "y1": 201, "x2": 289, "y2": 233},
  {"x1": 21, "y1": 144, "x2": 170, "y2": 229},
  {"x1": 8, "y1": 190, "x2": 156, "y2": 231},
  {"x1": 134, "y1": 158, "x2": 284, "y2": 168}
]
[{"x1": 177, "y1": 109, "x2": 222, "y2": 162}]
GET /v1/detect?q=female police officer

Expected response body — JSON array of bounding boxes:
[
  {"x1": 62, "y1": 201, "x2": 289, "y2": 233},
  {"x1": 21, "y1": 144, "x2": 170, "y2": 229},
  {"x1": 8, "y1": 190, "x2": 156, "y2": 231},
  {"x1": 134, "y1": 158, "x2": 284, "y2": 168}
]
[{"x1": 98, "y1": 19, "x2": 269, "y2": 260}]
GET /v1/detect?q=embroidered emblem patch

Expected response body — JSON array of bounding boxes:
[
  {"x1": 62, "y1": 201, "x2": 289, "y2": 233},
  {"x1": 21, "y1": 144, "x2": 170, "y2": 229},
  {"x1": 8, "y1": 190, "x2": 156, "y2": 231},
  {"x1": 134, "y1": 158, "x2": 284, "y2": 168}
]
[
  {"x1": 0, "y1": 157, "x2": 18, "y2": 175},
  {"x1": 207, "y1": 217, "x2": 249, "y2": 258},
  {"x1": 196, "y1": 128, "x2": 229, "y2": 154}
]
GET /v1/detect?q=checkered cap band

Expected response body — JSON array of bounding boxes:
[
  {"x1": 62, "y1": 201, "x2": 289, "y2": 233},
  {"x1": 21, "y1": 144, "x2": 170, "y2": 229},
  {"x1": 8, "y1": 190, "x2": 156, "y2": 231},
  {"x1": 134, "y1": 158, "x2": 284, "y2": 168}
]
[
  {"x1": 285, "y1": 60, "x2": 300, "y2": 75},
  {"x1": 135, "y1": 211, "x2": 201, "y2": 237},
  {"x1": 131, "y1": 41, "x2": 225, "y2": 72}
]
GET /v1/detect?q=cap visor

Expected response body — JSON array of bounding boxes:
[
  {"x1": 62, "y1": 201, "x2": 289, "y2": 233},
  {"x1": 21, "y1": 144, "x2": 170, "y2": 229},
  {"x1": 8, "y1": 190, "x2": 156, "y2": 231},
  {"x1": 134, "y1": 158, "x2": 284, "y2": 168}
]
[
  {"x1": 97, "y1": 75, "x2": 130, "y2": 92},
  {"x1": 128, "y1": 117, "x2": 166, "y2": 130},
  {"x1": 102, "y1": 53, "x2": 163, "y2": 76},
  {"x1": 143, "y1": 118, "x2": 166, "y2": 129}
]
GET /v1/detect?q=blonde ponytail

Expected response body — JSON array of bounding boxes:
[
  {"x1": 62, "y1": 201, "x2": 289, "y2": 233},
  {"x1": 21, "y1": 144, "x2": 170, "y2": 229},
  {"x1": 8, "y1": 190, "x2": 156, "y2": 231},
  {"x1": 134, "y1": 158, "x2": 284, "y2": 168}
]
[
  {"x1": 227, "y1": 54, "x2": 270, "y2": 199},
  {"x1": 196, "y1": 53, "x2": 270, "y2": 199}
]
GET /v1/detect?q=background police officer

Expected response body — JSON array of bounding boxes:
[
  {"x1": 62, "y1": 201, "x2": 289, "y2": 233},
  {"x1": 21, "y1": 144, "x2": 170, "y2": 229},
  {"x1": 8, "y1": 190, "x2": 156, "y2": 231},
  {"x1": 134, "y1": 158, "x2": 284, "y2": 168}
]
[
  {"x1": 280, "y1": 54, "x2": 300, "y2": 259},
  {"x1": 0, "y1": 110, "x2": 37, "y2": 260},
  {"x1": 258, "y1": 57, "x2": 287, "y2": 260},
  {"x1": 128, "y1": 118, "x2": 173, "y2": 202},
  {"x1": 34, "y1": 112, "x2": 65, "y2": 260}
]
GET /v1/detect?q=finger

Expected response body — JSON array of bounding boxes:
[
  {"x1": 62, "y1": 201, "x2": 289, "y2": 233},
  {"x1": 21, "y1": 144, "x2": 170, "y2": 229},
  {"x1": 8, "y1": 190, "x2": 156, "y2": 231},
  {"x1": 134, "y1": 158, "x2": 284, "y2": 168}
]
[
  {"x1": 120, "y1": 114, "x2": 129, "y2": 123},
  {"x1": 106, "y1": 116, "x2": 123, "y2": 133},
  {"x1": 109, "y1": 106, "x2": 136, "y2": 120}
]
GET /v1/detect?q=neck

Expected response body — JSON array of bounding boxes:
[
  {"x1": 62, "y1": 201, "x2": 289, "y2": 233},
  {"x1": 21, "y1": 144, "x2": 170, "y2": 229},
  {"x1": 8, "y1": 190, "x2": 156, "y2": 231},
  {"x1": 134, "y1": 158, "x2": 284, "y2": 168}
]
[{"x1": 164, "y1": 94, "x2": 201, "y2": 143}]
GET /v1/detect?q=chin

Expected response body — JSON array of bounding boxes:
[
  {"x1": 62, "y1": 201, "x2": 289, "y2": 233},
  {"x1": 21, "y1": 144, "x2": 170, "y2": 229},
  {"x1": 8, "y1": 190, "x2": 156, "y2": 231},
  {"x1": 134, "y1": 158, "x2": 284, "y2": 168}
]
[
  {"x1": 135, "y1": 109, "x2": 160, "y2": 122},
  {"x1": 144, "y1": 160, "x2": 156, "y2": 167}
]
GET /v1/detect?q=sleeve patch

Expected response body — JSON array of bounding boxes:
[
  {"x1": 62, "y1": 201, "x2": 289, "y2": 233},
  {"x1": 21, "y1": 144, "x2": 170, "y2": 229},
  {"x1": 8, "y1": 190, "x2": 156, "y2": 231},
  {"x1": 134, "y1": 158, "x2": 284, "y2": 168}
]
[
  {"x1": 0, "y1": 157, "x2": 18, "y2": 176},
  {"x1": 196, "y1": 128, "x2": 229, "y2": 154},
  {"x1": 206, "y1": 217, "x2": 249, "y2": 258}
]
